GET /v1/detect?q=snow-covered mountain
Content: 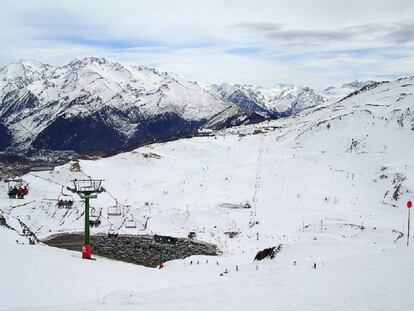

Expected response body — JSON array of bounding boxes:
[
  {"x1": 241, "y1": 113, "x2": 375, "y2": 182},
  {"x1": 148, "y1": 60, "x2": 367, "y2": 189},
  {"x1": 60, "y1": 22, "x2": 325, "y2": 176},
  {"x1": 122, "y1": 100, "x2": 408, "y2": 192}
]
[
  {"x1": 207, "y1": 83, "x2": 325, "y2": 117},
  {"x1": 2, "y1": 75, "x2": 412, "y2": 238},
  {"x1": 1, "y1": 75, "x2": 413, "y2": 310},
  {"x1": 0, "y1": 57, "x2": 264, "y2": 156}
]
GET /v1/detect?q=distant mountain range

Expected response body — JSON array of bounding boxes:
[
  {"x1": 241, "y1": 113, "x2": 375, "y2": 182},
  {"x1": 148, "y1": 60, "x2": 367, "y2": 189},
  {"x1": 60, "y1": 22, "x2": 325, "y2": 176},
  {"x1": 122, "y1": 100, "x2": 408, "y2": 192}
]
[
  {"x1": 0, "y1": 57, "x2": 266, "y2": 157},
  {"x1": 0, "y1": 57, "x2": 378, "y2": 159},
  {"x1": 207, "y1": 83, "x2": 325, "y2": 117}
]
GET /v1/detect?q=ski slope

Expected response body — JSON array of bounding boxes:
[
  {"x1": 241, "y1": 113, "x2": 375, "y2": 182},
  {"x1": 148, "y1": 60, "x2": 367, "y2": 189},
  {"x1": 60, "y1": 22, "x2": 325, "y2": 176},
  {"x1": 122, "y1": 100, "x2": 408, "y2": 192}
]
[{"x1": 1, "y1": 76, "x2": 413, "y2": 310}]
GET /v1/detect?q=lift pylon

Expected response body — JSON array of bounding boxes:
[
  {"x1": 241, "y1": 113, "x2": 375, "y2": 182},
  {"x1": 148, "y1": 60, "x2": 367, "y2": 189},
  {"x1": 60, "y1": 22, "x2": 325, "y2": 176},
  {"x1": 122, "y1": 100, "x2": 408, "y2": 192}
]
[{"x1": 67, "y1": 179, "x2": 105, "y2": 259}]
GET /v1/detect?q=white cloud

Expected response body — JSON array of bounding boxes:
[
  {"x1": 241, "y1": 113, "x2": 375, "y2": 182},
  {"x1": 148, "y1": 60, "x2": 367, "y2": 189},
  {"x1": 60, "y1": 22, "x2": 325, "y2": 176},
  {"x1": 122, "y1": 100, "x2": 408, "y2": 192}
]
[{"x1": 0, "y1": 0, "x2": 413, "y2": 88}]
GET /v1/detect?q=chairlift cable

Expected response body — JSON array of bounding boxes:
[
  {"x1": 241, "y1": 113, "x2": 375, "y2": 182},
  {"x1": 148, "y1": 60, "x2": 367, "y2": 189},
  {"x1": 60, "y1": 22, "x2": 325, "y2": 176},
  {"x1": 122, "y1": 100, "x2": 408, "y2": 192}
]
[
  {"x1": 78, "y1": 168, "x2": 92, "y2": 180},
  {"x1": 77, "y1": 168, "x2": 123, "y2": 208},
  {"x1": 27, "y1": 173, "x2": 66, "y2": 187},
  {"x1": 99, "y1": 213, "x2": 127, "y2": 234}
]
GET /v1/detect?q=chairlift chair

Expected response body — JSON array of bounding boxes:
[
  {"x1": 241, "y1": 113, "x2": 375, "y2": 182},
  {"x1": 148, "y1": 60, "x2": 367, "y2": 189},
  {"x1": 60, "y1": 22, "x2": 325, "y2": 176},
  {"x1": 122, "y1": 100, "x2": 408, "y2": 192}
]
[
  {"x1": 89, "y1": 207, "x2": 101, "y2": 227},
  {"x1": 124, "y1": 214, "x2": 137, "y2": 229},
  {"x1": 57, "y1": 186, "x2": 74, "y2": 208},
  {"x1": 107, "y1": 205, "x2": 122, "y2": 216},
  {"x1": 108, "y1": 224, "x2": 119, "y2": 238},
  {"x1": 90, "y1": 207, "x2": 100, "y2": 219},
  {"x1": 5, "y1": 178, "x2": 29, "y2": 199}
]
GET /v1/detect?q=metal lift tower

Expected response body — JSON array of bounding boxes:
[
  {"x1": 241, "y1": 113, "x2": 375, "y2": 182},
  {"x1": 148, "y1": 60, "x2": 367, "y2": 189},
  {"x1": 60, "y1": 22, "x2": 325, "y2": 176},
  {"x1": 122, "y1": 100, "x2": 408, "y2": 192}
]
[{"x1": 67, "y1": 179, "x2": 105, "y2": 259}]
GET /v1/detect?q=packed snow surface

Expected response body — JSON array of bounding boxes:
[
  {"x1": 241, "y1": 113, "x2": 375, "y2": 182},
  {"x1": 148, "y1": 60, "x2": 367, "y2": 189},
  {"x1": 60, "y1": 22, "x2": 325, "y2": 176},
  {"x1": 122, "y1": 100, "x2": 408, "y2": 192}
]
[{"x1": 1, "y1": 76, "x2": 414, "y2": 310}]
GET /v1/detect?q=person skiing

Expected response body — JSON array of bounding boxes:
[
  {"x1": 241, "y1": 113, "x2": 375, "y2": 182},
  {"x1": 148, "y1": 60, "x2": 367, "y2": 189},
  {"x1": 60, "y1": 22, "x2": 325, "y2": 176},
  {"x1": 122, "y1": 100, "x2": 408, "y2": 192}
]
[
  {"x1": 17, "y1": 187, "x2": 24, "y2": 199},
  {"x1": 313, "y1": 262, "x2": 317, "y2": 269},
  {"x1": 22, "y1": 186, "x2": 28, "y2": 196},
  {"x1": 8, "y1": 187, "x2": 17, "y2": 198}
]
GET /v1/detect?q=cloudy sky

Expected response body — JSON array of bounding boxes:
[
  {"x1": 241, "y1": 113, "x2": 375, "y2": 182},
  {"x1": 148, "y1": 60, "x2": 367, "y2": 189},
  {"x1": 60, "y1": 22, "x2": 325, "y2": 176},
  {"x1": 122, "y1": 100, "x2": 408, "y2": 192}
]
[{"x1": 1, "y1": 0, "x2": 413, "y2": 89}]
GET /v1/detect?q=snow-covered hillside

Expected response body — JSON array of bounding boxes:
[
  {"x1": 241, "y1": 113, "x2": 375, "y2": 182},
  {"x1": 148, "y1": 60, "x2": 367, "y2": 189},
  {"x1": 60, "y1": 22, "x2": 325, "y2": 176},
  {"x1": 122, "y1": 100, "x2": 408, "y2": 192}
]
[
  {"x1": 1, "y1": 76, "x2": 413, "y2": 310},
  {"x1": 322, "y1": 79, "x2": 377, "y2": 102},
  {"x1": 0, "y1": 58, "x2": 263, "y2": 155},
  {"x1": 208, "y1": 83, "x2": 325, "y2": 117}
]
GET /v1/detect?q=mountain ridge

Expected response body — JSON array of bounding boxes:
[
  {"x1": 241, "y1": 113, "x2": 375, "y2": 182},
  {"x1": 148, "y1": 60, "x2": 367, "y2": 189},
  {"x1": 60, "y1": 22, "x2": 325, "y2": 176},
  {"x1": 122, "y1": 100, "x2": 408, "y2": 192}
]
[
  {"x1": 0, "y1": 57, "x2": 405, "y2": 161},
  {"x1": 0, "y1": 57, "x2": 265, "y2": 157},
  {"x1": 207, "y1": 82, "x2": 326, "y2": 117}
]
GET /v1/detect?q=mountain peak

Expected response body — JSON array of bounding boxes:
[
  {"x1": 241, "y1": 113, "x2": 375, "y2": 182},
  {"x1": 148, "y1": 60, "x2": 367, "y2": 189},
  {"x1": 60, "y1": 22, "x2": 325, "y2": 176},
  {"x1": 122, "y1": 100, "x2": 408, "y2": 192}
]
[
  {"x1": 66, "y1": 56, "x2": 110, "y2": 68},
  {"x1": 1, "y1": 59, "x2": 50, "y2": 72},
  {"x1": 0, "y1": 59, "x2": 51, "y2": 82}
]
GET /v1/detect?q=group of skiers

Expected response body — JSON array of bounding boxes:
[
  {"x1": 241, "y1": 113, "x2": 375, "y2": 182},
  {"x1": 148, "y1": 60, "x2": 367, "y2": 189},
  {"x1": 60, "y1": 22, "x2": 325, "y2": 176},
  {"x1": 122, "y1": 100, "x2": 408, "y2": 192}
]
[
  {"x1": 108, "y1": 231, "x2": 118, "y2": 238},
  {"x1": 57, "y1": 199, "x2": 74, "y2": 208},
  {"x1": 89, "y1": 218, "x2": 101, "y2": 228},
  {"x1": 7, "y1": 185, "x2": 28, "y2": 199}
]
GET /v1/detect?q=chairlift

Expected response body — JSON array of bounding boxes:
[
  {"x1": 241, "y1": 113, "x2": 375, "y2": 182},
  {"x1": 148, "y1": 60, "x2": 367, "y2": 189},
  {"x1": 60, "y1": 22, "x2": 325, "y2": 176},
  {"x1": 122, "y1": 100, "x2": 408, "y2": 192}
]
[
  {"x1": 107, "y1": 201, "x2": 122, "y2": 216},
  {"x1": 108, "y1": 224, "x2": 119, "y2": 238},
  {"x1": 5, "y1": 178, "x2": 29, "y2": 199},
  {"x1": 89, "y1": 207, "x2": 101, "y2": 227},
  {"x1": 70, "y1": 179, "x2": 104, "y2": 194},
  {"x1": 57, "y1": 186, "x2": 74, "y2": 208},
  {"x1": 90, "y1": 207, "x2": 100, "y2": 219},
  {"x1": 124, "y1": 214, "x2": 137, "y2": 229}
]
